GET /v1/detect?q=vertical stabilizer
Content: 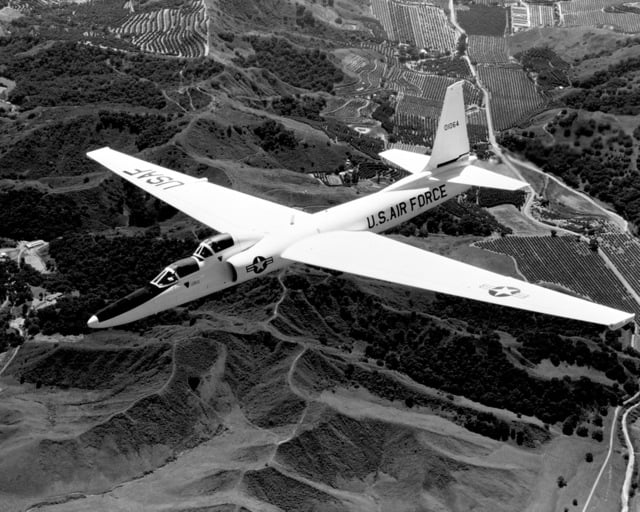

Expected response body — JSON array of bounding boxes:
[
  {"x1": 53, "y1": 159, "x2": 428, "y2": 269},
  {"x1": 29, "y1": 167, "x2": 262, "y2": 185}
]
[{"x1": 427, "y1": 81, "x2": 469, "y2": 171}]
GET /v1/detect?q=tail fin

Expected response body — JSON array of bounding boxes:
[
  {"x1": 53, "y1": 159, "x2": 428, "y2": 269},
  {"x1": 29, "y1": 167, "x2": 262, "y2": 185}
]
[{"x1": 427, "y1": 81, "x2": 470, "y2": 171}]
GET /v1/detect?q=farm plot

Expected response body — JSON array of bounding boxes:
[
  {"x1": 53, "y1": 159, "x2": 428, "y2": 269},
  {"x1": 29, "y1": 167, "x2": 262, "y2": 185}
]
[
  {"x1": 113, "y1": 0, "x2": 207, "y2": 57},
  {"x1": 393, "y1": 110, "x2": 438, "y2": 145},
  {"x1": 467, "y1": 109, "x2": 490, "y2": 145},
  {"x1": 478, "y1": 64, "x2": 544, "y2": 130},
  {"x1": 467, "y1": 35, "x2": 510, "y2": 64},
  {"x1": 396, "y1": 93, "x2": 441, "y2": 117},
  {"x1": 387, "y1": 71, "x2": 482, "y2": 105},
  {"x1": 527, "y1": 3, "x2": 555, "y2": 27},
  {"x1": 558, "y1": 0, "x2": 640, "y2": 32},
  {"x1": 599, "y1": 234, "x2": 640, "y2": 297},
  {"x1": 457, "y1": 5, "x2": 507, "y2": 36},
  {"x1": 478, "y1": 236, "x2": 640, "y2": 317},
  {"x1": 370, "y1": 0, "x2": 457, "y2": 52},
  {"x1": 510, "y1": 4, "x2": 530, "y2": 31}
]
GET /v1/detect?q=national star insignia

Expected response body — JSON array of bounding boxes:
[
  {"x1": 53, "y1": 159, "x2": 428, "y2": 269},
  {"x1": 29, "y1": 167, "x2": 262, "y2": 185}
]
[{"x1": 488, "y1": 286, "x2": 521, "y2": 297}]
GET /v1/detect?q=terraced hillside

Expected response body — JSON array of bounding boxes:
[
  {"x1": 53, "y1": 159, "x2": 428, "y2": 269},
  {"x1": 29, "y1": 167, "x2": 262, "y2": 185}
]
[{"x1": 113, "y1": 0, "x2": 208, "y2": 57}]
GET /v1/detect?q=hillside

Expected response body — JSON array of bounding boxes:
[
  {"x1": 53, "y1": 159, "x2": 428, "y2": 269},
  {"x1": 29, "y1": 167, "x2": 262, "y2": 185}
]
[{"x1": 0, "y1": 310, "x2": 600, "y2": 512}]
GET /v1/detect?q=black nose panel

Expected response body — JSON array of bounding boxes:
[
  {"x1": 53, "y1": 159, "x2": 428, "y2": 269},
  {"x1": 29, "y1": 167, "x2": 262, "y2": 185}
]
[{"x1": 95, "y1": 285, "x2": 162, "y2": 323}]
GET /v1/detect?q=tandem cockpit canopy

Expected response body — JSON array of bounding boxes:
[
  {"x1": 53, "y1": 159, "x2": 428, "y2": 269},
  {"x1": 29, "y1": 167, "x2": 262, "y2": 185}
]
[
  {"x1": 193, "y1": 233, "x2": 234, "y2": 260},
  {"x1": 150, "y1": 234, "x2": 236, "y2": 290}
]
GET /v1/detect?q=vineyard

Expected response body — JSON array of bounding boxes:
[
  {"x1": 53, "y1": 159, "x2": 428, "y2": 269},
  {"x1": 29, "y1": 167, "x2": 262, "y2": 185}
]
[
  {"x1": 386, "y1": 72, "x2": 482, "y2": 105},
  {"x1": 558, "y1": 0, "x2": 640, "y2": 32},
  {"x1": 478, "y1": 64, "x2": 544, "y2": 130},
  {"x1": 112, "y1": 0, "x2": 208, "y2": 57},
  {"x1": 467, "y1": 35, "x2": 509, "y2": 64},
  {"x1": 528, "y1": 3, "x2": 556, "y2": 27},
  {"x1": 393, "y1": 110, "x2": 438, "y2": 145},
  {"x1": 456, "y1": 5, "x2": 507, "y2": 36},
  {"x1": 478, "y1": 236, "x2": 640, "y2": 317},
  {"x1": 599, "y1": 234, "x2": 640, "y2": 297},
  {"x1": 510, "y1": 4, "x2": 529, "y2": 30},
  {"x1": 467, "y1": 109, "x2": 490, "y2": 146},
  {"x1": 370, "y1": 0, "x2": 457, "y2": 52},
  {"x1": 396, "y1": 93, "x2": 440, "y2": 117}
]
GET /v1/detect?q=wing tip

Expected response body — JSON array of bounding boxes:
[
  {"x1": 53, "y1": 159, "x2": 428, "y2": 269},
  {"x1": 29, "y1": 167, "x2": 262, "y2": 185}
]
[
  {"x1": 608, "y1": 313, "x2": 635, "y2": 331},
  {"x1": 86, "y1": 146, "x2": 112, "y2": 160}
]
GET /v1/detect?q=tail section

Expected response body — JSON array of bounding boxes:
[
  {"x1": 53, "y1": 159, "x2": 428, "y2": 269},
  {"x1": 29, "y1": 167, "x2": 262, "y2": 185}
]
[
  {"x1": 427, "y1": 80, "x2": 470, "y2": 171},
  {"x1": 380, "y1": 80, "x2": 528, "y2": 192}
]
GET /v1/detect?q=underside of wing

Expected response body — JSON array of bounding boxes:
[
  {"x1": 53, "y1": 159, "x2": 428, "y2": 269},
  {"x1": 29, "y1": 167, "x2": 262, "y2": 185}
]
[
  {"x1": 87, "y1": 147, "x2": 309, "y2": 234},
  {"x1": 282, "y1": 231, "x2": 634, "y2": 330}
]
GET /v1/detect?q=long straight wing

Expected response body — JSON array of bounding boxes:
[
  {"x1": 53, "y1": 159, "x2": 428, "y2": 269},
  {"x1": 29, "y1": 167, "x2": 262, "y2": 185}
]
[
  {"x1": 87, "y1": 147, "x2": 308, "y2": 234},
  {"x1": 282, "y1": 231, "x2": 634, "y2": 329}
]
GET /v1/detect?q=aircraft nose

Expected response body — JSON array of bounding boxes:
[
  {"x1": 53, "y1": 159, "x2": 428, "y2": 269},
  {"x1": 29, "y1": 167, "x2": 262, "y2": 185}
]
[{"x1": 87, "y1": 315, "x2": 100, "y2": 328}]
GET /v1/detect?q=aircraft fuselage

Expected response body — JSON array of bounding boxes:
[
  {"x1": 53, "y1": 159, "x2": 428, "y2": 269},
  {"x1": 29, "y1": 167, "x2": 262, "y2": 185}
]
[{"x1": 88, "y1": 171, "x2": 470, "y2": 328}]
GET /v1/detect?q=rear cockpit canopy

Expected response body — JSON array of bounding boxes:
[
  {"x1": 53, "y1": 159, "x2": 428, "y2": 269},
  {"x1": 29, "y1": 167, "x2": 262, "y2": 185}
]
[{"x1": 193, "y1": 233, "x2": 234, "y2": 260}]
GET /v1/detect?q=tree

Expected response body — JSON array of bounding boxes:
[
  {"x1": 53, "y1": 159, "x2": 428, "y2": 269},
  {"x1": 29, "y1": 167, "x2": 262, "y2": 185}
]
[
  {"x1": 576, "y1": 425, "x2": 589, "y2": 437},
  {"x1": 557, "y1": 476, "x2": 567, "y2": 488},
  {"x1": 585, "y1": 452, "x2": 593, "y2": 463}
]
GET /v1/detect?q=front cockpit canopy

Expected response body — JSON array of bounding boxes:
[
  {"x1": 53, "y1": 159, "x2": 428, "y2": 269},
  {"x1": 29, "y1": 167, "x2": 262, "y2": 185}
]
[
  {"x1": 151, "y1": 257, "x2": 200, "y2": 288},
  {"x1": 193, "y1": 233, "x2": 234, "y2": 260}
]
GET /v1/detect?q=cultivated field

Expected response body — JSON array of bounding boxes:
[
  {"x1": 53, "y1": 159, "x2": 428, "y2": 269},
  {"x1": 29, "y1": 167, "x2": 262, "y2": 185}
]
[
  {"x1": 457, "y1": 4, "x2": 508, "y2": 36},
  {"x1": 510, "y1": 4, "x2": 529, "y2": 31},
  {"x1": 558, "y1": 0, "x2": 640, "y2": 32},
  {"x1": 509, "y1": 3, "x2": 555, "y2": 32},
  {"x1": 468, "y1": 35, "x2": 510, "y2": 64},
  {"x1": 467, "y1": 108, "x2": 490, "y2": 145},
  {"x1": 478, "y1": 64, "x2": 544, "y2": 130},
  {"x1": 599, "y1": 234, "x2": 640, "y2": 297},
  {"x1": 112, "y1": 0, "x2": 208, "y2": 57},
  {"x1": 371, "y1": 0, "x2": 457, "y2": 52},
  {"x1": 478, "y1": 236, "x2": 640, "y2": 317},
  {"x1": 528, "y1": 3, "x2": 556, "y2": 27}
]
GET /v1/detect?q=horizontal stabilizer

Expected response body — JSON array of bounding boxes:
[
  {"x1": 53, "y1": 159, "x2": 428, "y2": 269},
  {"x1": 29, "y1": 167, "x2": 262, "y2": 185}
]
[
  {"x1": 379, "y1": 149, "x2": 431, "y2": 175},
  {"x1": 448, "y1": 165, "x2": 528, "y2": 191}
]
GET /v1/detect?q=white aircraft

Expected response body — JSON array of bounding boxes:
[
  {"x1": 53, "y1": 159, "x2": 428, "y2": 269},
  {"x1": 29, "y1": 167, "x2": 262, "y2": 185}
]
[{"x1": 86, "y1": 81, "x2": 634, "y2": 330}]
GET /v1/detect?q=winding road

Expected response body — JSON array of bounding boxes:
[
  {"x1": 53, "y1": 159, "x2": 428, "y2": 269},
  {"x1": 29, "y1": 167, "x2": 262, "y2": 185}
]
[{"x1": 444, "y1": 4, "x2": 640, "y2": 509}]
